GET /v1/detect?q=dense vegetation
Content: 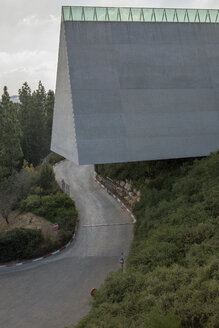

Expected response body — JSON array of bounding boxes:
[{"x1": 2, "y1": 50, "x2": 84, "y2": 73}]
[
  {"x1": 0, "y1": 82, "x2": 54, "y2": 182},
  {"x1": 75, "y1": 153, "x2": 219, "y2": 328},
  {"x1": 20, "y1": 191, "x2": 78, "y2": 243},
  {"x1": 0, "y1": 163, "x2": 78, "y2": 263},
  {"x1": 0, "y1": 83, "x2": 78, "y2": 263},
  {"x1": 0, "y1": 228, "x2": 44, "y2": 262}
]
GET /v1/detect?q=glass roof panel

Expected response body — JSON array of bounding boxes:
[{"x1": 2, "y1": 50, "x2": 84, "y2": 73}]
[
  {"x1": 209, "y1": 9, "x2": 218, "y2": 22},
  {"x1": 154, "y1": 8, "x2": 164, "y2": 22},
  {"x1": 205, "y1": 10, "x2": 211, "y2": 22},
  {"x1": 84, "y1": 7, "x2": 95, "y2": 21},
  {"x1": 176, "y1": 9, "x2": 186, "y2": 22},
  {"x1": 198, "y1": 9, "x2": 207, "y2": 22},
  {"x1": 71, "y1": 7, "x2": 83, "y2": 20},
  {"x1": 119, "y1": 8, "x2": 130, "y2": 21},
  {"x1": 63, "y1": 7, "x2": 71, "y2": 21},
  {"x1": 188, "y1": 9, "x2": 197, "y2": 22},
  {"x1": 63, "y1": 6, "x2": 219, "y2": 23},
  {"x1": 132, "y1": 8, "x2": 141, "y2": 22},
  {"x1": 96, "y1": 7, "x2": 106, "y2": 21},
  {"x1": 165, "y1": 9, "x2": 175, "y2": 22},
  {"x1": 108, "y1": 7, "x2": 118, "y2": 21},
  {"x1": 143, "y1": 8, "x2": 153, "y2": 22}
]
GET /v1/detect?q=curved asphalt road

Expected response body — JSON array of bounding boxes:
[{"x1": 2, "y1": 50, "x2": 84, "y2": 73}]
[{"x1": 0, "y1": 160, "x2": 133, "y2": 328}]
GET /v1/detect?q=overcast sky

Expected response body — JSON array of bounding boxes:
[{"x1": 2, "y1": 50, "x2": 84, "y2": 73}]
[{"x1": 0, "y1": 0, "x2": 218, "y2": 95}]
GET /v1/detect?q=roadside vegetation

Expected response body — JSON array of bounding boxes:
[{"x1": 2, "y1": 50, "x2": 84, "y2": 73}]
[
  {"x1": 0, "y1": 83, "x2": 77, "y2": 264},
  {"x1": 74, "y1": 153, "x2": 219, "y2": 328}
]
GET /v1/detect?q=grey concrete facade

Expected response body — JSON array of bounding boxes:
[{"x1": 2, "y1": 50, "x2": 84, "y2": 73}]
[{"x1": 51, "y1": 21, "x2": 219, "y2": 165}]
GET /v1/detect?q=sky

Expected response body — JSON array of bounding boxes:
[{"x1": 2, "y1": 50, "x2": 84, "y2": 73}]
[{"x1": 0, "y1": 0, "x2": 218, "y2": 95}]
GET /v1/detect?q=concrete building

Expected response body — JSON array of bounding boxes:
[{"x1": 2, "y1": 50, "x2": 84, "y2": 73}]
[{"x1": 51, "y1": 6, "x2": 219, "y2": 165}]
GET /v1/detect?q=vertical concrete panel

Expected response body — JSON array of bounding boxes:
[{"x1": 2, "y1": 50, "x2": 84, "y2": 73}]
[
  {"x1": 51, "y1": 23, "x2": 79, "y2": 164},
  {"x1": 52, "y1": 21, "x2": 219, "y2": 165}
]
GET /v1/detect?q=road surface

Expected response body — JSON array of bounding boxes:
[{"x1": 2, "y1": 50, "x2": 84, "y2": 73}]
[{"x1": 0, "y1": 160, "x2": 133, "y2": 328}]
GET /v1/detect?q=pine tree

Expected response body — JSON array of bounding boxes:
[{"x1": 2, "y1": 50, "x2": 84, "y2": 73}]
[
  {"x1": 18, "y1": 81, "x2": 49, "y2": 166},
  {"x1": 18, "y1": 82, "x2": 32, "y2": 163},
  {"x1": 0, "y1": 86, "x2": 23, "y2": 180},
  {"x1": 30, "y1": 81, "x2": 47, "y2": 164},
  {"x1": 45, "y1": 90, "x2": 55, "y2": 153}
]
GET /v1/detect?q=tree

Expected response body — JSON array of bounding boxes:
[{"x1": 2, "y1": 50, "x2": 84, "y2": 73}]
[
  {"x1": 45, "y1": 89, "x2": 55, "y2": 153},
  {"x1": 18, "y1": 81, "x2": 48, "y2": 166},
  {"x1": 0, "y1": 168, "x2": 36, "y2": 224},
  {"x1": 0, "y1": 86, "x2": 23, "y2": 180},
  {"x1": 0, "y1": 178, "x2": 16, "y2": 224},
  {"x1": 39, "y1": 164, "x2": 55, "y2": 190},
  {"x1": 18, "y1": 82, "x2": 32, "y2": 163}
]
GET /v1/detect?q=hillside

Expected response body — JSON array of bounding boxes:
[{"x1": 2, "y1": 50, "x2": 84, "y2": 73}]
[{"x1": 73, "y1": 153, "x2": 219, "y2": 328}]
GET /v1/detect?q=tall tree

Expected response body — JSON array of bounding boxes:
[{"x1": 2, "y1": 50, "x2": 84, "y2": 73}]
[
  {"x1": 18, "y1": 82, "x2": 32, "y2": 163},
  {"x1": 30, "y1": 81, "x2": 47, "y2": 164},
  {"x1": 45, "y1": 89, "x2": 55, "y2": 153},
  {"x1": 0, "y1": 86, "x2": 23, "y2": 180},
  {"x1": 18, "y1": 81, "x2": 49, "y2": 166}
]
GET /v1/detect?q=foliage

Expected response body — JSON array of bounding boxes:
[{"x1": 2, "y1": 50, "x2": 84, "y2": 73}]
[
  {"x1": 38, "y1": 164, "x2": 55, "y2": 190},
  {"x1": 47, "y1": 152, "x2": 65, "y2": 165},
  {"x1": 0, "y1": 82, "x2": 55, "y2": 182},
  {"x1": 20, "y1": 192, "x2": 78, "y2": 232},
  {"x1": 0, "y1": 158, "x2": 77, "y2": 263},
  {"x1": 0, "y1": 228, "x2": 44, "y2": 262},
  {"x1": 18, "y1": 81, "x2": 54, "y2": 166},
  {"x1": 95, "y1": 157, "x2": 194, "y2": 189},
  {"x1": 0, "y1": 83, "x2": 78, "y2": 264},
  {"x1": 0, "y1": 86, "x2": 23, "y2": 180},
  {"x1": 74, "y1": 153, "x2": 219, "y2": 328},
  {"x1": 0, "y1": 167, "x2": 37, "y2": 224}
]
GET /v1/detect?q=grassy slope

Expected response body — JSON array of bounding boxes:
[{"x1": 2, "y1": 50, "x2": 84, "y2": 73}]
[{"x1": 73, "y1": 153, "x2": 219, "y2": 328}]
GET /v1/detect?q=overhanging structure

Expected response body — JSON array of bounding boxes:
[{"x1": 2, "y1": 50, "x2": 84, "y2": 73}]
[{"x1": 51, "y1": 6, "x2": 219, "y2": 165}]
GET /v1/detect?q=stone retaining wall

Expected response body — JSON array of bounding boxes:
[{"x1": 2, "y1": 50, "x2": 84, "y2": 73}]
[{"x1": 95, "y1": 173, "x2": 141, "y2": 209}]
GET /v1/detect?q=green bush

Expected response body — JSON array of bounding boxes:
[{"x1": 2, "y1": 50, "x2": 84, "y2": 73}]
[
  {"x1": 0, "y1": 228, "x2": 44, "y2": 262},
  {"x1": 38, "y1": 164, "x2": 55, "y2": 190},
  {"x1": 21, "y1": 192, "x2": 78, "y2": 232},
  {"x1": 72, "y1": 152, "x2": 219, "y2": 328},
  {"x1": 20, "y1": 194, "x2": 41, "y2": 212},
  {"x1": 144, "y1": 311, "x2": 182, "y2": 328}
]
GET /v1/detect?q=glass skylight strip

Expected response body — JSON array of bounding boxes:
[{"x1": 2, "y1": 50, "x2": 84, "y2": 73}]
[{"x1": 62, "y1": 6, "x2": 219, "y2": 23}]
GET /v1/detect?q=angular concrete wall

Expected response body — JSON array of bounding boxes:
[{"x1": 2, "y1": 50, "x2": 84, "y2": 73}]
[
  {"x1": 51, "y1": 22, "x2": 78, "y2": 164},
  {"x1": 51, "y1": 21, "x2": 219, "y2": 165}
]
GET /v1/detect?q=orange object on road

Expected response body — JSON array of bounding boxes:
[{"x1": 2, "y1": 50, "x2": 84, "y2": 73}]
[{"x1": 90, "y1": 288, "x2": 97, "y2": 297}]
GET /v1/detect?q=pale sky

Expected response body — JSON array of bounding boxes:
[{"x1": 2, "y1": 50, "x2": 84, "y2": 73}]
[{"x1": 0, "y1": 0, "x2": 218, "y2": 95}]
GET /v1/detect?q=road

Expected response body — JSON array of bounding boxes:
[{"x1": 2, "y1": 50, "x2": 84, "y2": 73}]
[{"x1": 0, "y1": 160, "x2": 133, "y2": 328}]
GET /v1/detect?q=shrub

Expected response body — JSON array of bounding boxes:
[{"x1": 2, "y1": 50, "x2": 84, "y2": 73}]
[
  {"x1": 72, "y1": 153, "x2": 219, "y2": 328},
  {"x1": 38, "y1": 164, "x2": 55, "y2": 190},
  {"x1": 20, "y1": 194, "x2": 41, "y2": 212},
  {"x1": 20, "y1": 192, "x2": 78, "y2": 232},
  {"x1": 144, "y1": 311, "x2": 182, "y2": 328},
  {"x1": 0, "y1": 228, "x2": 44, "y2": 263}
]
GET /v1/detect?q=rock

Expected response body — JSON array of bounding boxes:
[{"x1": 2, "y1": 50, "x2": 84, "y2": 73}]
[
  {"x1": 129, "y1": 192, "x2": 135, "y2": 197},
  {"x1": 137, "y1": 190, "x2": 141, "y2": 196},
  {"x1": 120, "y1": 181, "x2": 125, "y2": 187},
  {"x1": 129, "y1": 199, "x2": 136, "y2": 207},
  {"x1": 133, "y1": 188, "x2": 137, "y2": 194},
  {"x1": 124, "y1": 196, "x2": 130, "y2": 201},
  {"x1": 124, "y1": 183, "x2": 131, "y2": 191},
  {"x1": 137, "y1": 197, "x2": 141, "y2": 202}
]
